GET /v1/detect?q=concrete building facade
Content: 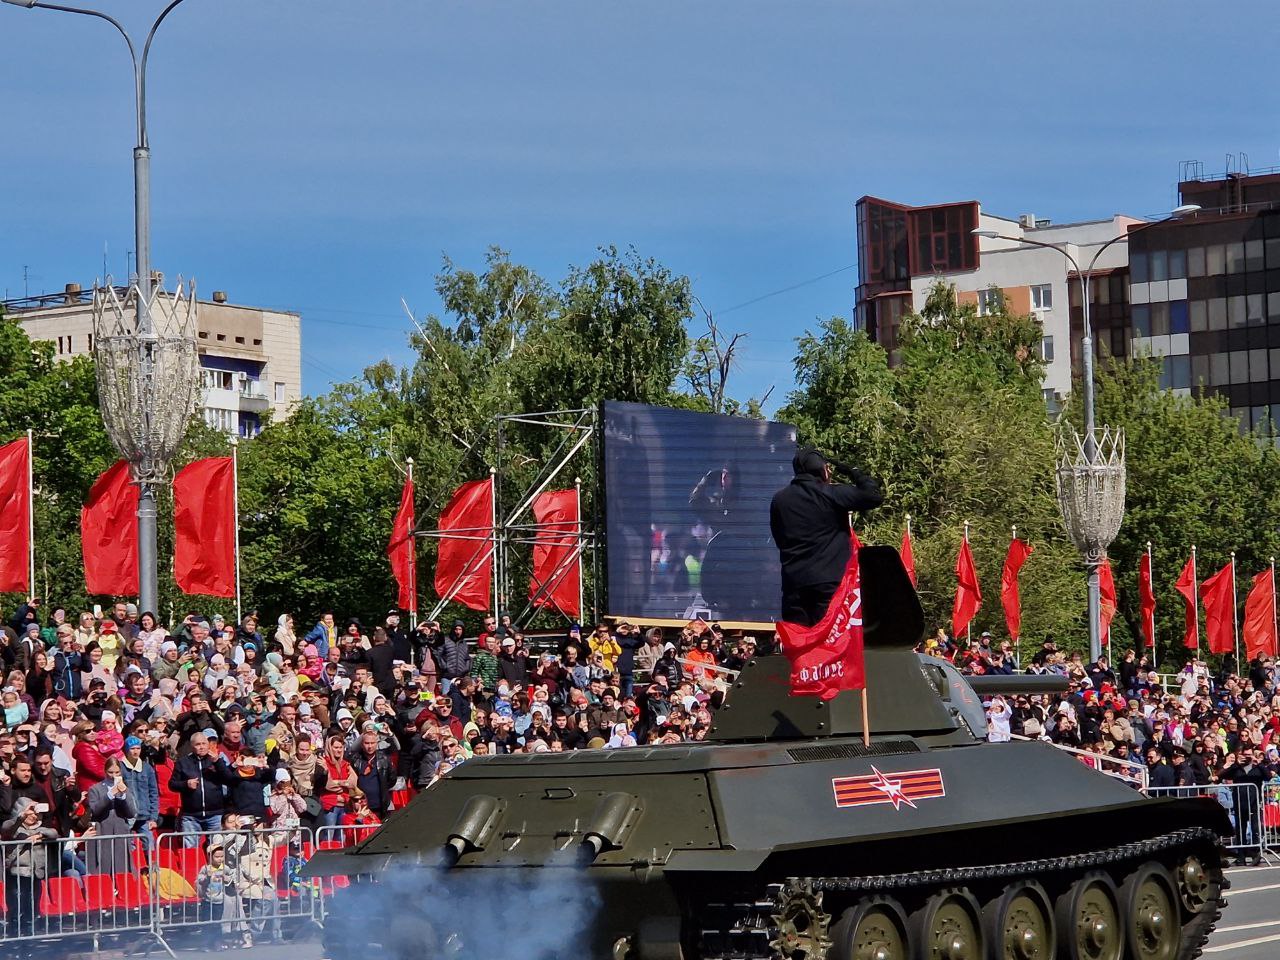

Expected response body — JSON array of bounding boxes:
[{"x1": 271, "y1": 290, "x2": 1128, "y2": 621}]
[
  {"x1": 855, "y1": 194, "x2": 1142, "y2": 401},
  {"x1": 3, "y1": 284, "x2": 301, "y2": 437}
]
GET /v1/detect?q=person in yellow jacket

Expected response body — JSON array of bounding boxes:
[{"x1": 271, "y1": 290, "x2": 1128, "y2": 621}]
[{"x1": 589, "y1": 623, "x2": 622, "y2": 672}]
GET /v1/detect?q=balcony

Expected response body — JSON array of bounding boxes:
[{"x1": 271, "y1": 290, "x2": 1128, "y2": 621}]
[{"x1": 237, "y1": 380, "x2": 271, "y2": 413}]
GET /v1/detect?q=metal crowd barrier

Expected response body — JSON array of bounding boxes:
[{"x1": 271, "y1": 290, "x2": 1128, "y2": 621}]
[
  {"x1": 1, "y1": 824, "x2": 320, "y2": 955},
  {"x1": 1263, "y1": 783, "x2": 1280, "y2": 860},
  {"x1": 311, "y1": 823, "x2": 376, "y2": 927},
  {"x1": 1148, "y1": 783, "x2": 1271, "y2": 860}
]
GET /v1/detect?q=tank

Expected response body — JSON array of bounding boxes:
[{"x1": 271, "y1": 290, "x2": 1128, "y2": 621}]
[{"x1": 307, "y1": 547, "x2": 1231, "y2": 960}]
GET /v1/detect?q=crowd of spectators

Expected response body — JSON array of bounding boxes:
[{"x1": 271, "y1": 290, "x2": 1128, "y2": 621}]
[{"x1": 923, "y1": 628, "x2": 1280, "y2": 863}]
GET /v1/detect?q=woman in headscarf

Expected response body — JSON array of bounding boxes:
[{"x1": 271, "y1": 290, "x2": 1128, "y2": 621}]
[
  {"x1": 273, "y1": 614, "x2": 297, "y2": 657},
  {"x1": 606, "y1": 721, "x2": 636, "y2": 749}
]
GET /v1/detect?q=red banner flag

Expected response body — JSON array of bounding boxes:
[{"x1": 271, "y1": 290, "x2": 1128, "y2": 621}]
[
  {"x1": 775, "y1": 532, "x2": 865, "y2": 699},
  {"x1": 1000, "y1": 538, "x2": 1033, "y2": 642},
  {"x1": 900, "y1": 527, "x2": 916, "y2": 587},
  {"x1": 387, "y1": 477, "x2": 416, "y2": 612},
  {"x1": 1098, "y1": 558, "x2": 1118, "y2": 646},
  {"x1": 952, "y1": 538, "x2": 982, "y2": 638},
  {"x1": 1138, "y1": 551, "x2": 1156, "y2": 649},
  {"x1": 1174, "y1": 554, "x2": 1199, "y2": 650},
  {"x1": 173, "y1": 457, "x2": 236, "y2": 598},
  {"x1": 81, "y1": 460, "x2": 138, "y2": 596},
  {"x1": 0, "y1": 436, "x2": 32, "y2": 593},
  {"x1": 1200, "y1": 563, "x2": 1235, "y2": 655},
  {"x1": 434, "y1": 477, "x2": 493, "y2": 611},
  {"x1": 529, "y1": 489, "x2": 579, "y2": 618},
  {"x1": 1242, "y1": 569, "x2": 1278, "y2": 660}
]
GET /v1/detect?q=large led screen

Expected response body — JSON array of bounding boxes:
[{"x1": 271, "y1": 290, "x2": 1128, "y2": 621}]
[{"x1": 603, "y1": 400, "x2": 797, "y2": 624}]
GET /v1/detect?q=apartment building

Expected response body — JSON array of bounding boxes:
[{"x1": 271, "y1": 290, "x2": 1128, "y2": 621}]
[{"x1": 3, "y1": 284, "x2": 301, "y2": 437}]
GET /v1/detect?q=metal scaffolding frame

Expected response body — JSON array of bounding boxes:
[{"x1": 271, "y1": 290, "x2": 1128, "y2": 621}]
[{"x1": 419, "y1": 408, "x2": 600, "y2": 625}]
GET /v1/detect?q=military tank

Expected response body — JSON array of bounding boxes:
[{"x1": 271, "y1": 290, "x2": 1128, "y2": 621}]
[{"x1": 307, "y1": 547, "x2": 1231, "y2": 960}]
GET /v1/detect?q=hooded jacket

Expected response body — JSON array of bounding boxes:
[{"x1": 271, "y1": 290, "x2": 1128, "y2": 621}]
[{"x1": 769, "y1": 469, "x2": 882, "y2": 590}]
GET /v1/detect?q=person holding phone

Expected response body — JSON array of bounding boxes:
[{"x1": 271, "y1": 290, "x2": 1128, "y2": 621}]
[{"x1": 85, "y1": 757, "x2": 139, "y2": 875}]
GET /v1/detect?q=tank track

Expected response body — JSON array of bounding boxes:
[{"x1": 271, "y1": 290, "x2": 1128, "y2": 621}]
[{"x1": 698, "y1": 826, "x2": 1228, "y2": 960}]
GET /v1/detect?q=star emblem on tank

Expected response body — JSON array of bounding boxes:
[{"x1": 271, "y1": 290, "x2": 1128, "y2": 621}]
[{"x1": 832, "y1": 766, "x2": 946, "y2": 810}]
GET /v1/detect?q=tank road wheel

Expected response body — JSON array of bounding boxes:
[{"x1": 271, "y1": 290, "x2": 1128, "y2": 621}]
[
  {"x1": 982, "y1": 883, "x2": 1055, "y2": 960},
  {"x1": 909, "y1": 888, "x2": 984, "y2": 960},
  {"x1": 1119, "y1": 864, "x2": 1180, "y2": 960},
  {"x1": 830, "y1": 897, "x2": 909, "y2": 960},
  {"x1": 1174, "y1": 854, "x2": 1215, "y2": 916},
  {"x1": 1053, "y1": 873, "x2": 1122, "y2": 960}
]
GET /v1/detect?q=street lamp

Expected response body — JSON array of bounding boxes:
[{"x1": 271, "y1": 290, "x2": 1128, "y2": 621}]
[
  {"x1": 971, "y1": 205, "x2": 1200, "y2": 659},
  {"x1": 4, "y1": 0, "x2": 201, "y2": 615}
]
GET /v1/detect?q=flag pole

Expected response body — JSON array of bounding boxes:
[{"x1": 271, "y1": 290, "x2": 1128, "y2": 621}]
[
  {"x1": 231, "y1": 437, "x2": 242, "y2": 625},
  {"x1": 407, "y1": 458, "x2": 418, "y2": 631},
  {"x1": 963, "y1": 520, "x2": 971, "y2": 644},
  {"x1": 575, "y1": 477, "x2": 584, "y2": 623},
  {"x1": 1230, "y1": 551, "x2": 1239, "y2": 673},
  {"x1": 25, "y1": 428, "x2": 34, "y2": 601},
  {"x1": 1271, "y1": 556, "x2": 1277, "y2": 662},
  {"x1": 490, "y1": 466, "x2": 499, "y2": 618},
  {"x1": 1192, "y1": 544, "x2": 1199, "y2": 660},
  {"x1": 1011, "y1": 523, "x2": 1018, "y2": 668},
  {"x1": 1148, "y1": 541, "x2": 1157, "y2": 671}
]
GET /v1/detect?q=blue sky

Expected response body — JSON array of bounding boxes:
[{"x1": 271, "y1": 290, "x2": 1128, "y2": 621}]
[{"x1": 2, "y1": 1, "x2": 1277, "y2": 411}]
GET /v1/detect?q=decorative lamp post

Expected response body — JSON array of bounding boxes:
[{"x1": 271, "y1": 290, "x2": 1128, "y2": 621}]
[
  {"x1": 4, "y1": 0, "x2": 198, "y2": 613},
  {"x1": 973, "y1": 204, "x2": 1199, "y2": 659}
]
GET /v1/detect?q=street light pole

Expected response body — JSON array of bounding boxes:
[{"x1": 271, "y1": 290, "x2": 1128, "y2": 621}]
[
  {"x1": 4, "y1": 0, "x2": 194, "y2": 615},
  {"x1": 972, "y1": 205, "x2": 1199, "y2": 660}
]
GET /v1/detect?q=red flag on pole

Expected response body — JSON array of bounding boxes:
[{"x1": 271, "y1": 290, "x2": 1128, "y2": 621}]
[
  {"x1": 0, "y1": 436, "x2": 32, "y2": 593},
  {"x1": 173, "y1": 457, "x2": 236, "y2": 598},
  {"x1": 529, "y1": 489, "x2": 579, "y2": 618},
  {"x1": 1138, "y1": 551, "x2": 1156, "y2": 649},
  {"x1": 900, "y1": 525, "x2": 916, "y2": 587},
  {"x1": 1000, "y1": 538, "x2": 1033, "y2": 642},
  {"x1": 81, "y1": 460, "x2": 138, "y2": 596},
  {"x1": 1174, "y1": 553, "x2": 1199, "y2": 650},
  {"x1": 387, "y1": 477, "x2": 416, "y2": 612},
  {"x1": 1200, "y1": 563, "x2": 1235, "y2": 655},
  {"x1": 434, "y1": 477, "x2": 494, "y2": 611},
  {"x1": 1098, "y1": 558, "x2": 1118, "y2": 646},
  {"x1": 775, "y1": 532, "x2": 866, "y2": 700},
  {"x1": 1242, "y1": 568, "x2": 1278, "y2": 660},
  {"x1": 952, "y1": 538, "x2": 982, "y2": 638}
]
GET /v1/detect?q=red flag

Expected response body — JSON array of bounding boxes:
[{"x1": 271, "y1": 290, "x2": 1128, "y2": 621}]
[
  {"x1": 387, "y1": 477, "x2": 416, "y2": 612},
  {"x1": 1200, "y1": 563, "x2": 1235, "y2": 655},
  {"x1": 173, "y1": 457, "x2": 236, "y2": 598},
  {"x1": 952, "y1": 538, "x2": 982, "y2": 638},
  {"x1": 1174, "y1": 555, "x2": 1199, "y2": 650},
  {"x1": 0, "y1": 436, "x2": 32, "y2": 593},
  {"x1": 81, "y1": 460, "x2": 138, "y2": 596},
  {"x1": 900, "y1": 527, "x2": 916, "y2": 587},
  {"x1": 1243, "y1": 569, "x2": 1278, "y2": 660},
  {"x1": 1000, "y1": 538, "x2": 1033, "y2": 642},
  {"x1": 529, "y1": 489, "x2": 579, "y2": 618},
  {"x1": 434, "y1": 477, "x2": 493, "y2": 611},
  {"x1": 775, "y1": 532, "x2": 865, "y2": 699},
  {"x1": 1138, "y1": 552, "x2": 1156, "y2": 649},
  {"x1": 1098, "y1": 559, "x2": 1117, "y2": 645}
]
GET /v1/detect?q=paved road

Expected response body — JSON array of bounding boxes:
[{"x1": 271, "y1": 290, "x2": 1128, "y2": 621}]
[{"x1": 1204, "y1": 861, "x2": 1280, "y2": 960}]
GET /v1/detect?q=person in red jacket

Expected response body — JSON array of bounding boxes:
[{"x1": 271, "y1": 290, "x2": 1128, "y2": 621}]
[
  {"x1": 70, "y1": 720, "x2": 107, "y2": 789},
  {"x1": 338, "y1": 789, "x2": 381, "y2": 843}
]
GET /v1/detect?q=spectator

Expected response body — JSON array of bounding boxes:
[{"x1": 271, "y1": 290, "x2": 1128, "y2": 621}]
[
  {"x1": 3, "y1": 798, "x2": 58, "y2": 939},
  {"x1": 169, "y1": 731, "x2": 233, "y2": 844},
  {"x1": 349, "y1": 730, "x2": 394, "y2": 818},
  {"x1": 315, "y1": 735, "x2": 356, "y2": 827},
  {"x1": 439, "y1": 621, "x2": 472, "y2": 685},
  {"x1": 85, "y1": 756, "x2": 139, "y2": 875},
  {"x1": 119, "y1": 736, "x2": 159, "y2": 847}
]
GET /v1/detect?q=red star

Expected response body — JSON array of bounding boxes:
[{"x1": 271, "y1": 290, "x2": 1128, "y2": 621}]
[{"x1": 868, "y1": 766, "x2": 917, "y2": 810}]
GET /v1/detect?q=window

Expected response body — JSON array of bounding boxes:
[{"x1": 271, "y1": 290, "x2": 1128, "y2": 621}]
[
  {"x1": 1040, "y1": 335, "x2": 1055, "y2": 362},
  {"x1": 1188, "y1": 247, "x2": 1206, "y2": 277},
  {"x1": 1151, "y1": 301, "x2": 1170, "y2": 336},
  {"x1": 1250, "y1": 348, "x2": 1269, "y2": 381},
  {"x1": 1208, "y1": 297, "x2": 1227, "y2": 331},
  {"x1": 1269, "y1": 291, "x2": 1280, "y2": 320},
  {"x1": 1228, "y1": 295, "x2": 1247, "y2": 328},
  {"x1": 215, "y1": 333, "x2": 226, "y2": 342},
  {"x1": 274, "y1": 382, "x2": 286, "y2": 403},
  {"x1": 1230, "y1": 351, "x2": 1249, "y2": 384},
  {"x1": 201, "y1": 369, "x2": 234, "y2": 391},
  {"x1": 198, "y1": 331, "x2": 209, "y2": 340},
  {"x1": 1226, "y1": 242, "x2": 1246, "y2": 274},
  {"x1": 234, "y1": 336, "x2": 246, "y2": 345},
  {"x1": 1169, "y1": 248, "x2": 1187, "y2": 280},
  {"x1": 1209, "y1": 352, "x2": 1229, "y2": 386},
  {"x1": 1248, "y1": 294, "x2": 1265, "y2": 324},
  {"x1": 1246, "y1": 239, "x2": 1265, "y2": 272},
  {"x1": 1130, "y1": 252, "x2": 1149, "y2": 284},
  {"x1": 977, "y1": 287, "x2": 1003, "y2": 315},
  {"x1": 1132, "y1": 304, "x2": 1151, "y2": 338},
  {"x1": 1031, "y1": 284, "x2": 1053, "y2": 311},
  {"x1": 1267, "y1": 238, "x2": 1280, "y2": 270},
  {"x1": 1170, "y1": 301, "x2": 1190, "y2": 335},
  {"x1": 56, "y1": 336, "x2": 64, "y2": 355},
  {"x1": 1206, "y1": 244, "x2": 1225, "y2": 275},
  {"x1": 1150, "y1": 250, "x2": 1169, "y2": 282},
  {"x1": 1192, "y1": 353, "x2": 1208, "y2": 387},
  {"x1": 1189, "y1": 300, "x2": 1207, "y2": 332},
  {"x1": 87, "y1": 333, "x2": 92, "y2": 352},
  {"x1": 1170, "y1": 355, "x2": 1191, "y2": 390}
]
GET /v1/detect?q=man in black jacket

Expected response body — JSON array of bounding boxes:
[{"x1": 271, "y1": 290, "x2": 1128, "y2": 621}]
[
  {"x1": 770, "y1": 447, "x2": 883, "y2": 626},
  {"x1": 169, "y1": 732, "x2": 234, "y2": 845}
]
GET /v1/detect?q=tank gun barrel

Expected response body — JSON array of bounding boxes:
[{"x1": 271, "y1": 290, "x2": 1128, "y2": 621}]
[{"x1": 964, "y1": 674, "x2": 1069, "y2": 696}]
